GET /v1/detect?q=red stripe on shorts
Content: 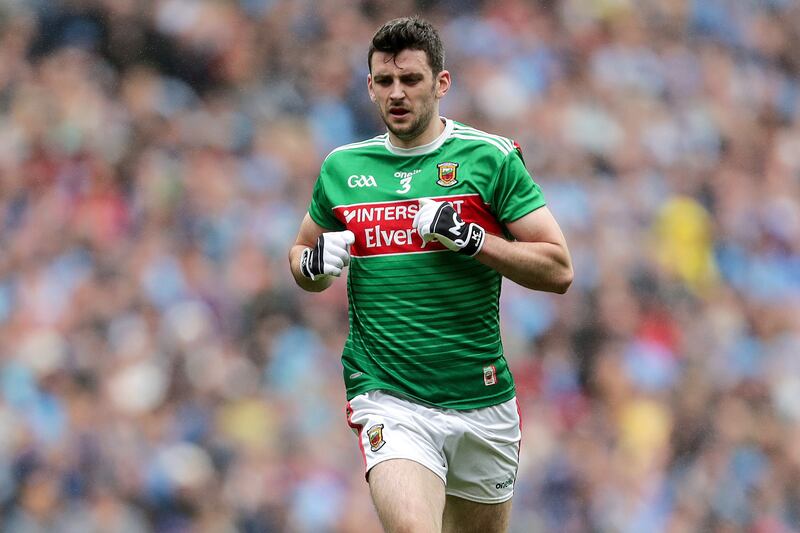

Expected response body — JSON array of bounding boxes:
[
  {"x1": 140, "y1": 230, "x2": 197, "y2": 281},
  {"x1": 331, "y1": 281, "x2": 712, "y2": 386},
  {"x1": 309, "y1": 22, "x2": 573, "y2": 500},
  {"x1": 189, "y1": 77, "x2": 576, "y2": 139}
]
[
  {"x1": 345, "y1": 401, "x2": 366, "y2": 469},
  {"x1": 515, "y1": 398, "x2": 523, "y2": 452}
]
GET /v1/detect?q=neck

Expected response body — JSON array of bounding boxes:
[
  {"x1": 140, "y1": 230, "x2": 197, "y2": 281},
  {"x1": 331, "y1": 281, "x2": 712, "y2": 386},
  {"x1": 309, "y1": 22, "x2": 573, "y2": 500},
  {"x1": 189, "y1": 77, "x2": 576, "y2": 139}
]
[{"x1": 389, "y1": 116, "x2": 446, "y2": 149}]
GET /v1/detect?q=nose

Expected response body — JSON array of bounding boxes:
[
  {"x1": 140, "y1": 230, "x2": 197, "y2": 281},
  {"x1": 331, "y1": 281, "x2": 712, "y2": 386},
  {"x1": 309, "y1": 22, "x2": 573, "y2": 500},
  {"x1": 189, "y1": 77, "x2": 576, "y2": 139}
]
[{"x1": 389, "y1": 80, "x2": 405, "y2": 101}]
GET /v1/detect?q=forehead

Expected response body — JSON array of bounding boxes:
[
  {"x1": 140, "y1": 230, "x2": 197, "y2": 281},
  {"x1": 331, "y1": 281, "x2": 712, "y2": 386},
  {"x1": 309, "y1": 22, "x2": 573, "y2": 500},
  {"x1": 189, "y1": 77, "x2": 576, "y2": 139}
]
[{"x1": 370, "y1": 49, "x2": 432, "y2": 76}]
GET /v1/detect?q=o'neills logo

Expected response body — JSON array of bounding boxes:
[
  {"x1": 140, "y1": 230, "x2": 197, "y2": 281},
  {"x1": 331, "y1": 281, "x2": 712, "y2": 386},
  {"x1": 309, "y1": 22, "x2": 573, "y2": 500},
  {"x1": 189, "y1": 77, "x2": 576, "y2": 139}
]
[
  {"x1": 333, "y1": 194, "x2": 502, "y2": 257},
  {"x1": 436, "y1": 162, "x2": 459, "y2": 187}
]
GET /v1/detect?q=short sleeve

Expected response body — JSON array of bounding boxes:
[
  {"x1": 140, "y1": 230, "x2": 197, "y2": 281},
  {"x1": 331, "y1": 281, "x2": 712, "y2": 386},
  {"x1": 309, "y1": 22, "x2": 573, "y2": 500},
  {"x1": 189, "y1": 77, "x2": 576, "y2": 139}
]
[
  {"x1": 308, "y1": 166, "x2": 345, "y2": 231},
  {"x1": 492, "y1": 147, "x2": 546, "y2": 223}
]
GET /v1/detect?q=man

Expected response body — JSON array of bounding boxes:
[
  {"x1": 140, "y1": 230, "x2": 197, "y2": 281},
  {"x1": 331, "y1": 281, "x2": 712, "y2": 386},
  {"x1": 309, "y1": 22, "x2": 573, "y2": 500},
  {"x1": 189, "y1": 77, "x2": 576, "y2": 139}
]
[{"x1": 288, "y1": 17, "x2": 572, "y2": 533}]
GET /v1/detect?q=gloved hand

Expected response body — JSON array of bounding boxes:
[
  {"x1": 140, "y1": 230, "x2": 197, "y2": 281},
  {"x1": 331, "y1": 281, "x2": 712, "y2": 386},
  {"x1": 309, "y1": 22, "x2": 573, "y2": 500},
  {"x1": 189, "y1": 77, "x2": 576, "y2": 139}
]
[
  {"x1": 412, "y1": 198, "x2": 485, "y2": 256},
  {"x1": 300, "y1": 230, "x2": 356, "y2": 280}
]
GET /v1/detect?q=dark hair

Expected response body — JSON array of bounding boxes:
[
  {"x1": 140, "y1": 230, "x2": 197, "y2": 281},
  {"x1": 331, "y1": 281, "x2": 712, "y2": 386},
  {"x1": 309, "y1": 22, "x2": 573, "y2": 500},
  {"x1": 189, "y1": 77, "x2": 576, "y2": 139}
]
[{"x1": 368, "y1": 17, "x2": 445, "y2": 74}]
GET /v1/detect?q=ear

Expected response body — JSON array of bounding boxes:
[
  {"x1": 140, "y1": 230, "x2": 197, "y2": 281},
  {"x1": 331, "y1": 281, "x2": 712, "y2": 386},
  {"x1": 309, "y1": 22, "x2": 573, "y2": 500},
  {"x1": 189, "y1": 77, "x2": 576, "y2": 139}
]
[
  {"x1": 435, "y1": 70, "x2": 451, "y2": 99},
  {"x1": 367, "y1": 74, "x2": 376, "y2": 102}
]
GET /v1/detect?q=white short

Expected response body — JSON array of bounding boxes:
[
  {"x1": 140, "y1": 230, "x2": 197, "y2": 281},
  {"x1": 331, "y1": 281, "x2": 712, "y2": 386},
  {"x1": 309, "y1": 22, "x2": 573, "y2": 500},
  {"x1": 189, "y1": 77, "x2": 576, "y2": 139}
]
[{"x1": 345, "y1": 390, "x2": 521, "y2": 504}]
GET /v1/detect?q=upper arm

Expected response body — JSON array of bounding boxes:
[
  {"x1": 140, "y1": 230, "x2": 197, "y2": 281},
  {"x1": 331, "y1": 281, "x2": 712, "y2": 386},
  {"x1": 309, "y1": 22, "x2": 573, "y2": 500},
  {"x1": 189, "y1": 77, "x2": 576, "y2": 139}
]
[
  {"x1": 506, "y1": 206, "x2": 568, "y2": 247},
  {"x1": 492, "y1": 149, "x2": 546, "y2": 225},
  {"x1": 308, "y1": 162, "x2": 346, "y2": 232}
]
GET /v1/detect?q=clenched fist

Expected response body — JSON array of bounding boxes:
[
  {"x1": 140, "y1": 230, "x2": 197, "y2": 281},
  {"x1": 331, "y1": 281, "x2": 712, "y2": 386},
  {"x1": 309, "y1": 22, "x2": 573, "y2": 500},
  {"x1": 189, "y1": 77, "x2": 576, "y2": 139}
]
[
  {"x1": 300, "y1": 230, "x2": 356, "y2": 280},
  {"x1": 412, "y1": 198, "x2": 485, "y2": 256}
]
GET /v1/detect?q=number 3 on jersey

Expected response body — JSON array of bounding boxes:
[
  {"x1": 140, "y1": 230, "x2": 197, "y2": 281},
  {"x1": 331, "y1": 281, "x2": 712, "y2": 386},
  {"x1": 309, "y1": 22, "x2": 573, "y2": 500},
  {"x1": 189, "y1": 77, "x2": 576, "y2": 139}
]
[{"x1": 396, "y1": 175, "x2": 412, "y2": 194}]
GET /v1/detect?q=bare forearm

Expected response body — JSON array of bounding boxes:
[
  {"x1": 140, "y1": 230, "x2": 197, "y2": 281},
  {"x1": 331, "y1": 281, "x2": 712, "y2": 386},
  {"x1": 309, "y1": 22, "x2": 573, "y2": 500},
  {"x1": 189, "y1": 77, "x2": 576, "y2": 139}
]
[
  {"x1": 288, "y1": 245, "x2": 334, "y2": 292},
  {"x1": 475, "y1": 233, "x2": 573, "y2": 293}
]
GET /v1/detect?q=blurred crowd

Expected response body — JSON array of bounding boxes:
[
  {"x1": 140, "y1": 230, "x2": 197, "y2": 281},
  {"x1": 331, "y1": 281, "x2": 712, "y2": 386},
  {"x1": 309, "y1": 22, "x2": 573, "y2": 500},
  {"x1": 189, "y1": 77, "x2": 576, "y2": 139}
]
[{"x1": 0, "y1": 0, "x2": 799, "y2": 531}]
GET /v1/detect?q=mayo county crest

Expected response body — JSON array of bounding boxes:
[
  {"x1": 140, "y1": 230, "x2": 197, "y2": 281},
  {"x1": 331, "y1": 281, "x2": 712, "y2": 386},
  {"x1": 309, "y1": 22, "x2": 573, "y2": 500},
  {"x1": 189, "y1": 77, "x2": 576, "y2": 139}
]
[
  {"x1": 436, "y1": 162, "x2": 459, "y2": 187},
  {"x1": 367, "y1": 424, "x2": 386, "y2": 451}
]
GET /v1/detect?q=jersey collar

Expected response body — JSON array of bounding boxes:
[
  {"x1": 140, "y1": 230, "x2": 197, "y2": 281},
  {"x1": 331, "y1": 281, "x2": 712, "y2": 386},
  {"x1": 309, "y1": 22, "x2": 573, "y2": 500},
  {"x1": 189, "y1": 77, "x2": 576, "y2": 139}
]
[{"x1": 384, "y1": 117, "x2": 453, "y2": 156}]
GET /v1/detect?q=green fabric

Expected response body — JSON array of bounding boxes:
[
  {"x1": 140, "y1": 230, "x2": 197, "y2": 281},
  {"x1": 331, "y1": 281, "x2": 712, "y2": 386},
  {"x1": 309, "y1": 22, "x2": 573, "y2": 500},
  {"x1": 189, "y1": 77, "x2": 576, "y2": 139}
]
[{"x1": 307, "y1": 121, "x2": 545, "y2": 409}]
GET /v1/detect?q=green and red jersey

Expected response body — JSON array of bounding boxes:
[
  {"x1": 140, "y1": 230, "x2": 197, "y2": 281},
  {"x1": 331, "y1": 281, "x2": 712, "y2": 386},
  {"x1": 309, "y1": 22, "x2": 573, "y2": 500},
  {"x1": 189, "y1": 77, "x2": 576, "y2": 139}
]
[{"x1": 308, "y1": 118, "x2": 546, "y2": 409}]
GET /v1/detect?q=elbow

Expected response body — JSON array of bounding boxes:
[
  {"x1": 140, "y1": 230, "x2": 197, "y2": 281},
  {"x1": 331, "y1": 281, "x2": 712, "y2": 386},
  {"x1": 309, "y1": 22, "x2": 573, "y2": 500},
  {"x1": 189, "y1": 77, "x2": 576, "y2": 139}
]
[{"x1": 551, "y1": 265, "x2": 574, "y2": 294}]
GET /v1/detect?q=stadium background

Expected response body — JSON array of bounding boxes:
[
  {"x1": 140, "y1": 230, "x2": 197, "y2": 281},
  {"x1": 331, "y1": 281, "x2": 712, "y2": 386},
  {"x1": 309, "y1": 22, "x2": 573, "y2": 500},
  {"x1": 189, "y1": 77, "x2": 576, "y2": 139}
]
[{"x1": 0, "y1": 0, "x2": 799, "y2": 531}]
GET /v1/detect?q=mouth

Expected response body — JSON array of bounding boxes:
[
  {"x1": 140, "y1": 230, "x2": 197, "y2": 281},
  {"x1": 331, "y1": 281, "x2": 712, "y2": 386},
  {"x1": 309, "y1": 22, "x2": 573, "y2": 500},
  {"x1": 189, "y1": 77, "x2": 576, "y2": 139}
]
[{"x1": 389, "y1": 107, "x2": 410, "y2": 119}]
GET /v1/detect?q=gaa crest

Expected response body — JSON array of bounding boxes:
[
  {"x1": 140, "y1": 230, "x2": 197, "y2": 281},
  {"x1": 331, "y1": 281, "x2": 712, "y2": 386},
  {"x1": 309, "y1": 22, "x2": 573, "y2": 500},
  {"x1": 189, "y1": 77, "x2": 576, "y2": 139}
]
[
  {"x1": 436, "y1": 162, "x2": 459, "y2": 187},
  {"x1": 367, "y1": 424, "x2": 385, "y2": 451}
]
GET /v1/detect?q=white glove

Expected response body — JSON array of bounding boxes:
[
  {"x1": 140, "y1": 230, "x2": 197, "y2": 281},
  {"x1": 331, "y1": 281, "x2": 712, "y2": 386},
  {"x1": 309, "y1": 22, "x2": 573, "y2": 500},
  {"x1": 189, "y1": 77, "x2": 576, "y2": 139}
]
[
  {"x1": 413, "y1": 198, "x2": 485, "y2": 256},
  {"x1": 300, "y1": 230, "x2": 355, "y2": 280}
]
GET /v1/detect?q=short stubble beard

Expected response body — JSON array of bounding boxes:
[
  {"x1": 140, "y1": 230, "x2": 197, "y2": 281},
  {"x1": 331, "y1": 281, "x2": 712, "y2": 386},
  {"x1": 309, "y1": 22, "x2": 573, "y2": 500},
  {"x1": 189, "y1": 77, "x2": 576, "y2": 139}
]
[{"x1": 381, "y1": 83, "x2": 437, "y2": 143}]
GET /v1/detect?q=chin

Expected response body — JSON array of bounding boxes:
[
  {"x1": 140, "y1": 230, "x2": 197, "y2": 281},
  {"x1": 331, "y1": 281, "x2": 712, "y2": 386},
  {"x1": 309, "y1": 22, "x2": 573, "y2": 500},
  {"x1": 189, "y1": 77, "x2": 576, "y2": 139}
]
[
  {"x1": 389, "y1": 126, "x2": 417, "y2": 141},
  {"x1": 384, "y1": 121, "x2": 406, "y2": 135}
]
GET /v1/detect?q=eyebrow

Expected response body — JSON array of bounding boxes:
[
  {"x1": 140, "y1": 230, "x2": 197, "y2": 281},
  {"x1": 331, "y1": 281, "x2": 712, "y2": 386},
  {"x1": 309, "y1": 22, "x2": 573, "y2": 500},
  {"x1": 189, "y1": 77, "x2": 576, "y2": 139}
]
[{"x1": 373, "y1": 72, "x2": 425, "y2": 82}]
